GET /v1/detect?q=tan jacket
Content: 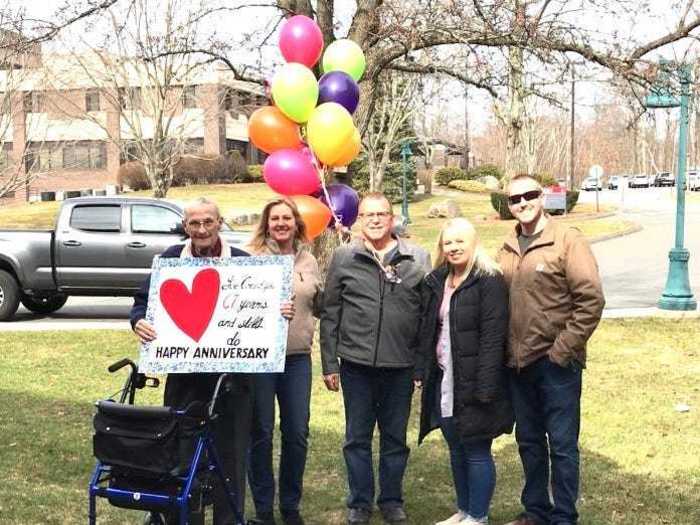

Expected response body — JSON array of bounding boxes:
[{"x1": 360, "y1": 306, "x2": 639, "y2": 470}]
[{"x1": 497, "y1": 219, "x2": 605, "y2": 369}]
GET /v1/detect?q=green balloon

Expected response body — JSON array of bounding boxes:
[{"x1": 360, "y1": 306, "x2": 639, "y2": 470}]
[
  {"x1": 271, "y1": 63, "x2": 319, "y2": 123},
  {"x1": 322, "y1": 39, "x2": 366, "y2": 82}
]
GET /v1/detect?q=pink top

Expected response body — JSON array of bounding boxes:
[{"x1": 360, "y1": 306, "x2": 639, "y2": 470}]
[{"x1": 435, "y1": 281, "x2": 456, "y2": 418}]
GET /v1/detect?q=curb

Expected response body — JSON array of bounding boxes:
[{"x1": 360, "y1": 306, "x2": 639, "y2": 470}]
[
  {"x1": 590, "y1": 222, "x2": 644, "y2": 244},
  {"x1": 603, "y1": 307, "x2": 699, "y2": 319}
]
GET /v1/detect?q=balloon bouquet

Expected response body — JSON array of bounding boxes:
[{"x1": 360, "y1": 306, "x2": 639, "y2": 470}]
[{"x1": 247, "y1": 14, "x2": 365, "y2": 240}]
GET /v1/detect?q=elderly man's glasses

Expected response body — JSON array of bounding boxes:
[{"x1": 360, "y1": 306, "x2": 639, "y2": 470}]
[
  {"x1": 186, "y1": 218, "x2": 218, "y2": 229},
  {"x1": 359, "y1": 211, "x2": 392, "y2": 220},
  {"x1": 508, "y1": 190, "x2": 542, "y2": 205}
]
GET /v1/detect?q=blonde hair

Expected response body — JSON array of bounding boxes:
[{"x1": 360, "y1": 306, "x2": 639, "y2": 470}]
[
  {"x1": 247, "y1": 198, "x2": 309, "y2": 253},
  {"x1": 433, "y1": 218, "x2": 501, "y2": 275}
]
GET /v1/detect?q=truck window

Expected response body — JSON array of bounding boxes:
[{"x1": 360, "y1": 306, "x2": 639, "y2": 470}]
[
  {"x1": 70, "y1": 205, "x2": 121, "y2": 232},
  {"x1": 132, "y1": 204, "x2": 181, "y2": 233}
]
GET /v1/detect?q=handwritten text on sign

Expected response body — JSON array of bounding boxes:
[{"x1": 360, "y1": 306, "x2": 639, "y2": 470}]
[{"x1": 139, "y1": 255, "x2": 293, "y2": 374}]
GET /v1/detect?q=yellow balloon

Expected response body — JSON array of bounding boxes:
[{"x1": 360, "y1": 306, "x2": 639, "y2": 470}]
[
  {"x1": 333, "y1": 127, "x2": 361, "y2": 166},
  {"x1": 306, "y1": 103, "x2": 355, "y2": 166}
]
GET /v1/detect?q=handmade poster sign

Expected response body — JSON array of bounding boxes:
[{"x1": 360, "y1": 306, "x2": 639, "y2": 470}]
[{"x1": 139, "y1": 255, "x2": 293, "y2": 374}]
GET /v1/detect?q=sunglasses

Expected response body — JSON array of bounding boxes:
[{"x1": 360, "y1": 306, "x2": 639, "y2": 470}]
[{"x1": 508, "y1": 190, "x2": 542, "y2": 205}]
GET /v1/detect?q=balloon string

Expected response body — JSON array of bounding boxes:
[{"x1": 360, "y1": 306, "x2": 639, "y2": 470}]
[{"x1": 310, "y1": 153, "x2": 347, "y2": 244}]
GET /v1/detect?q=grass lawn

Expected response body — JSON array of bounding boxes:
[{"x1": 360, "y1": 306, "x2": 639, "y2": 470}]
[
  {"x1": 1, "y1": 319, "x2": 698, "y2": 524},
  {"x1": 0, "y1": 184, "x2": 634, "y2": 256}
]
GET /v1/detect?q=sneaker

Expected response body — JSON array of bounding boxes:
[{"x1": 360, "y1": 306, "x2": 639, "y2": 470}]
[
  {"x1": 281, "y1": 509, "x2": 305, "y2": 525},
  {"x1": 436, "y1": 511, "x2": 467, "y2": 524},
  {"x1": 380, "y1": 505, "x2": 408, "y2": 524},
  {"x1": 459, "y1": 516, "x2": 488, "y2": 525},
  {"x1": 347, "y1": 507, "x2": 372, "y2": 525}
]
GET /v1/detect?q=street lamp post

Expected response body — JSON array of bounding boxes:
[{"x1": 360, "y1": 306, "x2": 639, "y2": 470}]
[
  {"x1": 645, "y1": 61, "x2": 697, "y2": 311},
  {"x1": 400, "y1": 141, "x2": 412, "y2": 224}
]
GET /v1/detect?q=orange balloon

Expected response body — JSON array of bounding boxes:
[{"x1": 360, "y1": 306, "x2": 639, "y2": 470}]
[
  {"x1": 332, "y1": 127, "x2": 361, "y2": 166},
  {"x1": 248, "y1": 106, "x2": 303, "y2": 154},
  {"x1": 291, "y1": 195, "x2": 333, "y2": 240}
]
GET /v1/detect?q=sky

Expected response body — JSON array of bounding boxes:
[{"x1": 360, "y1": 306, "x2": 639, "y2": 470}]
[{"x1": 8, "y1": 0, "x2": 700, "y2": 136}]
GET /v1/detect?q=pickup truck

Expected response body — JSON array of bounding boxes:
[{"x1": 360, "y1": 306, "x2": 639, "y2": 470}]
[{"x1": 0, "y1": 197, "x2": 249, "y2": 321}]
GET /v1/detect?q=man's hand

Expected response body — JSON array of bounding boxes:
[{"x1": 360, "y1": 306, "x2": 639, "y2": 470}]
[
  {"x1": 413, "y1": 379, "x2": 423, "y2": 389},
  {"x1": 280, "y1": 298, "x2": 296, "y2": 321},
  {"x1": 134, "y1": 319, "x2": 157, "y2": 343},
  {"x1": 323, "y1": 373, "x2": 340, "y2": 392}
]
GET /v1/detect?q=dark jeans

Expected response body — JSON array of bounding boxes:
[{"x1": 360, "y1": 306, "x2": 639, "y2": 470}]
[
  {"x1": 439, "y1": 418, "x2": 495, "y2": 520},
  {"x1": 339, "y1": 359, "x2": 415, "y2": 511},
  {"x1": 509, "y1": 357, "x2": 582, "y2": 525},
  {"x1": 248, "y1": 354, "x2": 312, "y2": 514},
  {"x1": 163, "y1": 372, "x2": 253, "y2": 525}
]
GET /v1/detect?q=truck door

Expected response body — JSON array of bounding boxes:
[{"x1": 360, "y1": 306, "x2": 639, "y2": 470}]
[
  {"x1": 55, "y1": 203, "x2": 128, "y2": 291},
  {"x1": 125, "y1": 203, "x2": 184, "y2": 289}
]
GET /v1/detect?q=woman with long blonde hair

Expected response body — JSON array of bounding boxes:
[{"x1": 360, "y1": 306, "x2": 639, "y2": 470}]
[
  {"x1": 246, "y1": 198, "x2": 322, "y2": 525},
  {"x1": 416, "y1": 218, "x2": 512, "y2": 525}
]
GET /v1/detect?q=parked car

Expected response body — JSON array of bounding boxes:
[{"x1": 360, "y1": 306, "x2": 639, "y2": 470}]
[
  {"x1": 607, "y1": 175, "x2": 622, "y2": 190},
  {"x1": 581, "y1": 176, "x2": 602, "y2": 191},
  {"x1": 655, "y1": 172, "x2": 675, "y2": 187},
  {"x1": 688, "y1": 170, "x2": 700, "y2": 191},
  {"x1": 0, "y1": 197, "x2": 249, "y2": 321},
  {"x1": 629, "y1": 174, "x2": 651, "y2": 188}
]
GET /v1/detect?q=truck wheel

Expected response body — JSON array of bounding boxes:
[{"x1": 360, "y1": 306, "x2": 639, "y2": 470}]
[
  {"x1": 0, "y1": 270, "x2": 20, "y2": 321},
  {"x1": 20, "y1": 293, "x2": 68, "y2": 315}
]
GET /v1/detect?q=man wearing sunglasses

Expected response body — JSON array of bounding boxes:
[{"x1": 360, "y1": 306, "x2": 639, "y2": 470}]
[
  {"x1": 498, "y1": 176, "x2": 605, "y2": 525},
  {"x1": 321, "y1": 193, "x2": 431, "y2": 525}
]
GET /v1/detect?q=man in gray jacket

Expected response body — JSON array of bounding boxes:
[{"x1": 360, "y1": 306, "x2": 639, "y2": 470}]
[{"x1": 321, "y1": 192, "x2": 431, "y2": 525}]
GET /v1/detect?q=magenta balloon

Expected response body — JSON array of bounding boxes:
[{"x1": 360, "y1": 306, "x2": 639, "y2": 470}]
[
  {"x1": 319, "y1": 183, "x2": 360, "y2": 227},
  {"x1": 263, "y1": 149, "x2": 321, "y2": 196},
  {"x1": 279, "y1": 15, "x2": 324, "y2": 68},
  {"x1": 318, "y1": 71, "x2": 360, "y2": 114}
]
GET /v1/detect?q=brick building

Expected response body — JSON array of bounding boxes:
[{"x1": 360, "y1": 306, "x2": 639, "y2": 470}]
[{"x1": 0, "y1": 37, "x2": 265, "y2": 203}]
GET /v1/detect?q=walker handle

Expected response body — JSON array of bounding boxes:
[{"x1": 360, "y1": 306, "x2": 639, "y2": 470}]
[{"x1": 108, "y1": 358, "x2": 134, "y2": 373}]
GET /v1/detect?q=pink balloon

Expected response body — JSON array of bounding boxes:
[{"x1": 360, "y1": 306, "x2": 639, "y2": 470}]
[
  {"x1": 279, "y1": 15, "x2": 324, "y2": 68},
  {"x1": 263, "y1": 149, "x2": 321, "y2": 196}
]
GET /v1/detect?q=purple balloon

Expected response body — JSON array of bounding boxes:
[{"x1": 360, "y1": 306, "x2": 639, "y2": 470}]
[
  {"x1": 319, "y1": 183, "x2": 359, "y2": 227},
  {"x1": 317, "y1": 71, "x2": 360, "y2": 114}
]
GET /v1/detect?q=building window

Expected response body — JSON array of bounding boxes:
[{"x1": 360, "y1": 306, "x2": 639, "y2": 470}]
[
  {"x1": 120, "y1": 140, "x2": 141, "y2": 164},
  {"x1": 221, "y1": 88, "x2": 237, "y2": 111},
  {"x1": 85, "y1": 89, "x2": 100, "y2": 112},
  {"x1": 182, "y1": 85, "x2": 197, "y2": 109},
  {"x1": 25, "y1": 142, "x2": 62, "y2": 173},
  {"x1": 183, "y1": 138, "x2": 204, "y2": 154},
  {"x1": 23, "y1": 91, "x2": 44, "y2": 113},
  {"x1": 62, "y1": 141, "x2": 107, "y2": 170},
  {"x1": 0, "y1": 142, "x2": 12, "y2": 171},
  {"x1": 118, "y1": 87, "x2": 142, "y2": 110}
]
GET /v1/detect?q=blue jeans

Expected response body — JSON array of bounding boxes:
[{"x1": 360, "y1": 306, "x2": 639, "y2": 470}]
[
  {"x1": 339, "y1": 359, "x2": 414, "y2": 510},
  {"x1": 439, "y1": 417, "x2": 495, "y2": 520},
  {"x1": 248, "y1": 354, "x2": 311, "y2": 514},
  {"x1": 509, "y1": 357, "x2": 582, "y2": 525}
]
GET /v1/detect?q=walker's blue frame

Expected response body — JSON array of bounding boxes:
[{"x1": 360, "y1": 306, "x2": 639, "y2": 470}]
[{"x1": 87, "y1": 359, "x2": 246, "y2": 525}]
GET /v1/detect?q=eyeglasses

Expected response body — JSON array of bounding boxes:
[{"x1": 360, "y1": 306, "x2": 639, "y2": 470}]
[
  {"x1": 186, "y1": 218, "x2": 218, "y2": 230},
  {"x1": 359, "y1": 211, "x2": 392, "y2": 220},
  {"x1": 507, "y1": 190, "x2": 542, "y2": 205}
]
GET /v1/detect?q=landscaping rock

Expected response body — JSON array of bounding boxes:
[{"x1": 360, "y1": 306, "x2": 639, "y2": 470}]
[{"x1": 427, "y1": 199, "x2": 462, "y2": 218}]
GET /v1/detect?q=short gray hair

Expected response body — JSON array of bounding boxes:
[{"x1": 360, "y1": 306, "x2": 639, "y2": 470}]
[{"x1": 183, "y1": 197, "x2": 221, "y2": 219}]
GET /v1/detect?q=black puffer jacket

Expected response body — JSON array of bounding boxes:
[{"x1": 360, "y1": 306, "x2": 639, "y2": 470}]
[{"x1": 417, "y1": 265, "x2": 513, "y2": 445}]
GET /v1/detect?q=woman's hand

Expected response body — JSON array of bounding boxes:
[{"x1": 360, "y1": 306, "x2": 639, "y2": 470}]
[
  {"x1": 413, "y1": 379, "x2": 423, "y2": 389},
  {"x1": 280, "y1": 297, "x2": 296, "y2": 320}
]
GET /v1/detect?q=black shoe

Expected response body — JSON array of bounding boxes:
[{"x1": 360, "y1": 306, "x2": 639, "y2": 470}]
[
  {"x1": 380, "y1": 505, "x2": 408, "y2": 524},
  {"x1": 347, "y1": 507, "x2": 372, "y2": 525},
  {"x1": 281, "y1": 509, "x2": 305, "y2": 525},
  {"x1": 250, "y1": 511, "x2": 277, "y2": 525}
]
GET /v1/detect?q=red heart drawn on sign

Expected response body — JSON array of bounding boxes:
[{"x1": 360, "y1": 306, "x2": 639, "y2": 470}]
[{"x1": 160, "y1": 268, "x2": 220, "y2": 342}]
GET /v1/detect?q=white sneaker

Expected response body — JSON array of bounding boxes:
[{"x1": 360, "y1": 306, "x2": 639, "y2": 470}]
[
  {"x1": 435, "y1": 511, "x2": 467, "y2": 525},
  {"x1": 458, "y1": 516, "x2": 488, "y2": 525}
]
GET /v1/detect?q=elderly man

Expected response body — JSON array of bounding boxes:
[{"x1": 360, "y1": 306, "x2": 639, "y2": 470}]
[
  {"x1": 321, "y1": 192, "x2": 431, "y2": 525},
  {"x1": 498, "y1": 176, "x2": 605, "y2": 525},
  {"x1": 130, "y1": 197, "x2": 293, "y2": 525}
]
